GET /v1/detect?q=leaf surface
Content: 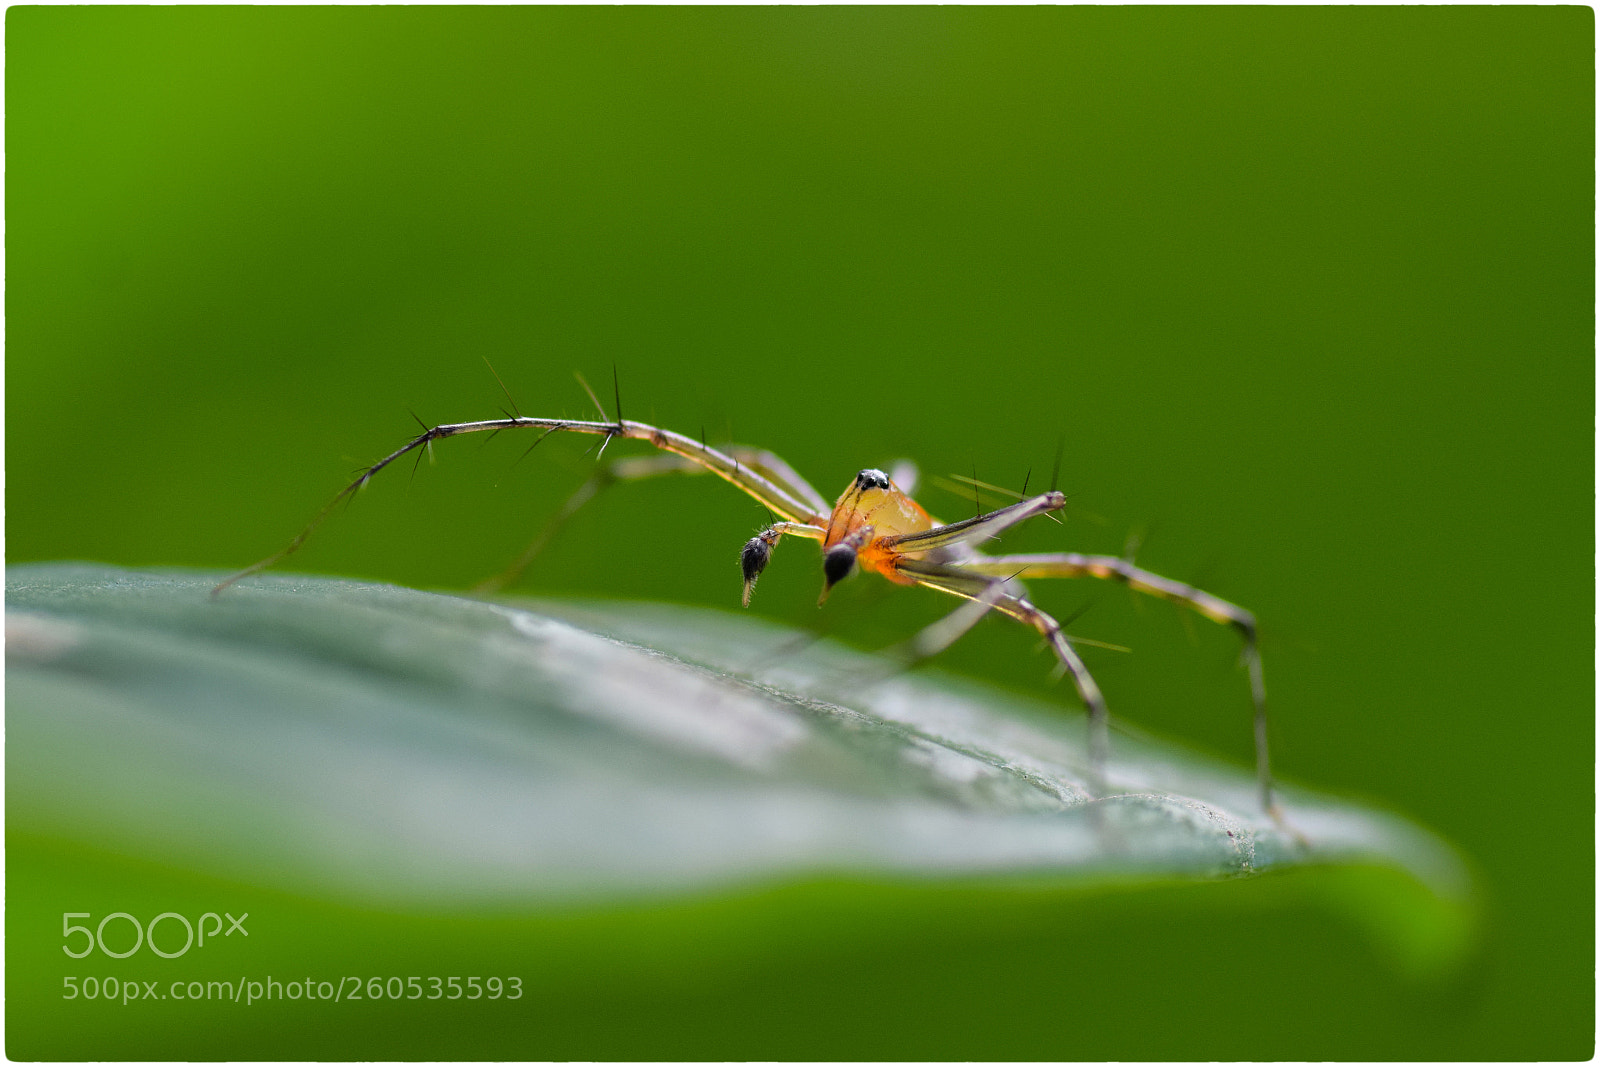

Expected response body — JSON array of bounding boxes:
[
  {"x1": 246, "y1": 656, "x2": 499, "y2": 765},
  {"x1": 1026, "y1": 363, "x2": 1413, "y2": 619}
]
[{"x1": 8, "y1": 563, "x2": 1465, "y2": 910}]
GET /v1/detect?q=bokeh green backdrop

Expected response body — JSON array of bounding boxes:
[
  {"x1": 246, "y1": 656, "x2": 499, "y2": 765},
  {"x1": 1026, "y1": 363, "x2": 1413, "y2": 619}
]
[{"x1": 8, "y1": 6, "x2": 1592, "y2": 1058}]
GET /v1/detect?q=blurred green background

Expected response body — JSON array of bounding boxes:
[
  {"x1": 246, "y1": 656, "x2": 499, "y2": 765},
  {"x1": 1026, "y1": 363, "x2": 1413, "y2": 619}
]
[{"x1": 7, "y1": 6, "x2": 1592, "y2": 1058}]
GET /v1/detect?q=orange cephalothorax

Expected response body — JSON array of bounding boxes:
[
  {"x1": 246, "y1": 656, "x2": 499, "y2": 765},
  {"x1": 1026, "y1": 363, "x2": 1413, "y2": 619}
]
[{"x1": 821, "y1": 468, "x2": 935, "y2": 587}]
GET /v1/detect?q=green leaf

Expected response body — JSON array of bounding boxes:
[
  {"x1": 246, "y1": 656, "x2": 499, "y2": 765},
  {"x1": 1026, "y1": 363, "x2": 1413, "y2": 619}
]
[
  {"x1": 7, "y1": 563, "x2": 1483, "y2": 1058},
  {"x1": 9, "y1": 563, "x2": 1465, "y2": 905}
]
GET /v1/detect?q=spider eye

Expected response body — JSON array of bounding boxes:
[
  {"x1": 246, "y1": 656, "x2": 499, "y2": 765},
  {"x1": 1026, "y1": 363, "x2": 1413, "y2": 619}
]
[
  {"x1": 855, "y1": 469, "x2": 890, "y2": 490},
  {"x1": 822, "y1": 544, "x2": 857, "y2": 587}
]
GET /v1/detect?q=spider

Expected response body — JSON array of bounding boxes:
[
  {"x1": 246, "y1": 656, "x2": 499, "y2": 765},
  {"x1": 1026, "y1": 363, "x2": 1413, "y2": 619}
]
[{"x1": 216, "y1": 378, "x2": 1277, "y2": 817}]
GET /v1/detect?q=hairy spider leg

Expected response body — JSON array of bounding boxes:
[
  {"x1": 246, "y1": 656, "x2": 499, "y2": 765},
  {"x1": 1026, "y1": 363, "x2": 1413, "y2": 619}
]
[
  {"x1": 213, "y1": 417, "x2": 830, "y2": 594},
  {"x1": 892, "y1": 556, "x2": 1112, "y2": 795},
  {"x1": 877, "y1": 490, "x2": 1069, "y2": 554},
  {"x1": 478, "y1": 445, "x2": 832, "y2": 594},
  {"x1": 953, "y1": 552, "x2": 1273, "y2": 815}
]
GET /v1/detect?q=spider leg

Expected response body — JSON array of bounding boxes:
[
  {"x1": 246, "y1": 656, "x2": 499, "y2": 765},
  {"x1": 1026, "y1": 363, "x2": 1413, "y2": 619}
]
[
  {"x1": 474, "y1": 466, "x2": 613, "y2": 594},
  {"x1": 214, "y1": 416, "x2": 830, "y2": 594},
  {"x1": 731, "y1": 447, "x2": 830, "y2": 516},
  {"x1": 478, "y1": 445, "x2": 830, "y2": 594},
  {"x1": 957, "y1": 552, "x2": 1274, "y2": 816},
  {"x1": 881, "y1": 491, "x2": 1067, "y2": 553},
  {"x1": 892, "y1": 557, "x2": 1111, "y2": 796},
  {"x1": 895, "y1": 573, "x2": 1017, "y2": 663}
]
